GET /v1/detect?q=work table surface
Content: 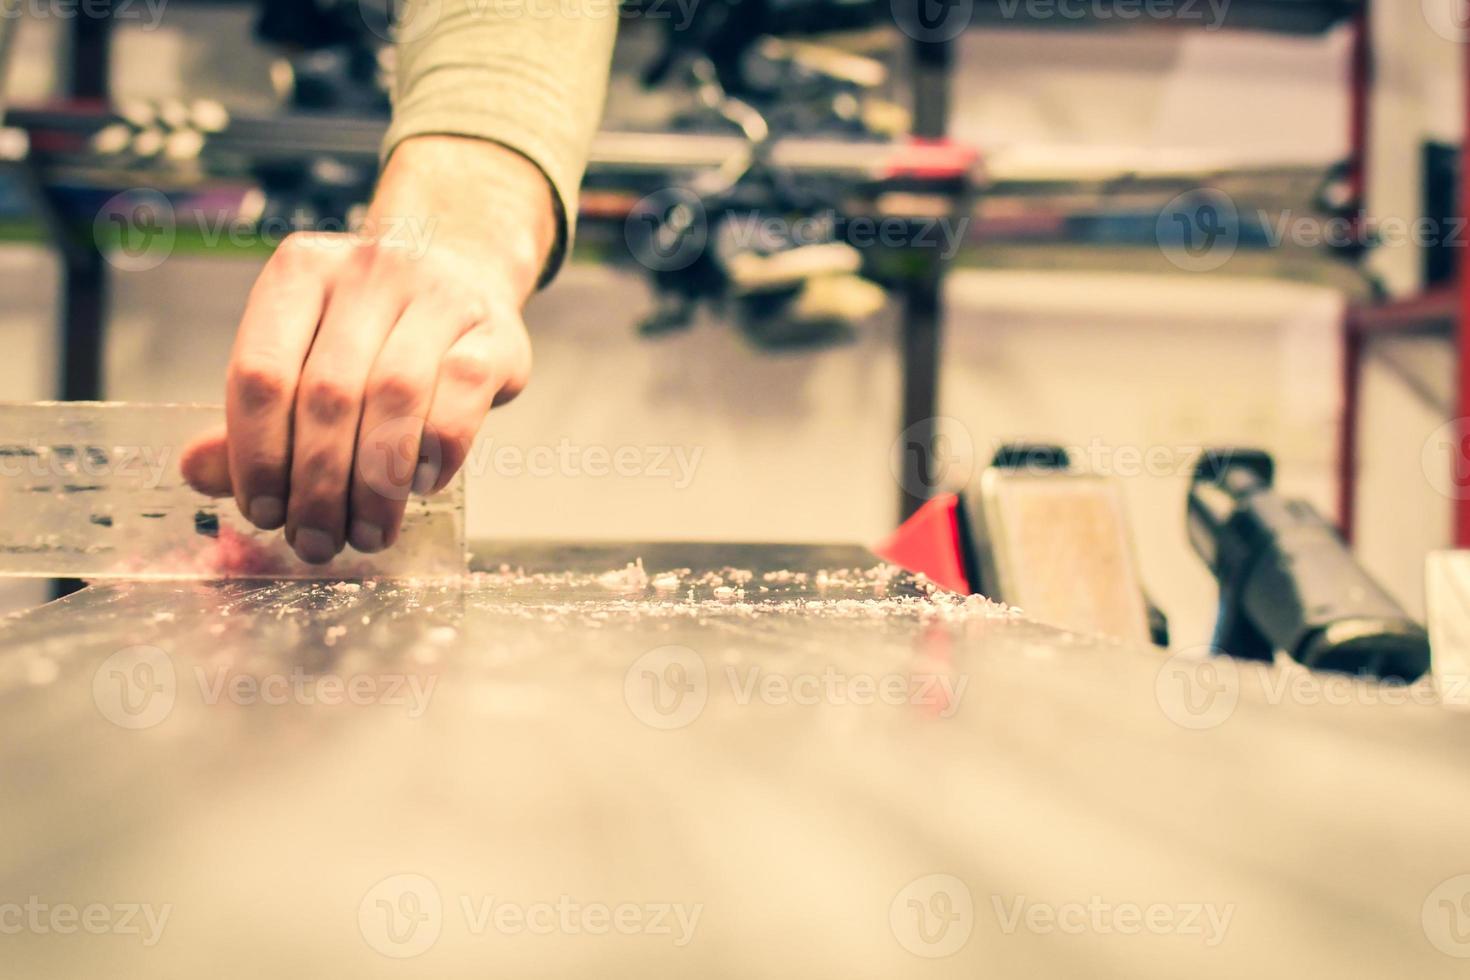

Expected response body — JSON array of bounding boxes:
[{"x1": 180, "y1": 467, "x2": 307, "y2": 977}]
[{"x1": 1, "y1": 542, "x2": 1467, "y2": 978}]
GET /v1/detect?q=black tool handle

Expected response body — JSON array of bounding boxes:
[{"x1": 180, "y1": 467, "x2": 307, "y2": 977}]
[{"x1": 1188, "y1": 449, "x2": 1430, "y2": 682}]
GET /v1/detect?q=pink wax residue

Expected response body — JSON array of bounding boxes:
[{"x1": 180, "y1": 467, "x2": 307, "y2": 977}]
[
  {"x1": 110, "y1": 525, "x2": 288, "y2": 580},
  {"x1": 205, "y1": 526, "x2": 288, "y2": 578}
]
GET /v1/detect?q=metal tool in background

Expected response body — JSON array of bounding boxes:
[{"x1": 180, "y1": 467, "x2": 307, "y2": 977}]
[
  {"x1": 252, "y1": 0, "x2": 388, "y2": 233},
  {"x1": 0, "y1": 402, "x2": 465, "y2": 581},
  {"x1": 875, "y1": 444, "x2": 1165, "y2": 647},
  {"x1": 628, "y1": 48, "x2": 894, "y2": 349},
  {"x1": 1188, "y1": 448, "x2": 1430, "y2": 681}
]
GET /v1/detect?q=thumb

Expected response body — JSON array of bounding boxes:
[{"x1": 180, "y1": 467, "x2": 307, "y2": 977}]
[{"x1": 180, "y1": 427, "x2": 234, "y2": 497}]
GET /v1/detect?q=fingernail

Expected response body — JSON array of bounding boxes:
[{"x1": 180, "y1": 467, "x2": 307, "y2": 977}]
[
  {"x1": 412, "y1": 461, "x2": 439, "y2": 496},
  {"x1": 349, "y1": 520, "x2": 385, "y2": 554},
  {"x1": 247, "y1": 495, "x2": 285, "y2": 530},
  {"x1": 294, "y1": 528, "x2": 338, "y2": 565}
]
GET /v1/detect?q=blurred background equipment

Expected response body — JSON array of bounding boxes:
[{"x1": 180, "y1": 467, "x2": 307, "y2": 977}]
[
  {"x1": 967, "y1": 445, "x2": 1162, "y2": 647},
  {"x1": 1188, "y1": 448, "x2": 1431, "y2": 681},
  {"x1": 626, "y1": 50, "x2": 892, "y2": 347},
  {"x1": 874, "y1": 443, "x2": 1166, "y2": 647}
]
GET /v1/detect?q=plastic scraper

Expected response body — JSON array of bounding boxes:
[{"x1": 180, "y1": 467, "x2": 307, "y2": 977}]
[{"x1": 0, "y1": 402, "x2": 465, "y2": 580}]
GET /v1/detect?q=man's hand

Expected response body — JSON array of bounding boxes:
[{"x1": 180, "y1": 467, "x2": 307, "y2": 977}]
[{"x1": 182, "y1": 136, "x2": 554, "y2": 563}]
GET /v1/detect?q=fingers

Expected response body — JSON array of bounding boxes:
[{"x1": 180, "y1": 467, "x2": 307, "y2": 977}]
[
  {"x1": 180, "y1": 428, "x2": 232, "y2": 497},
  {"x1": 284, "y1": 265, "x2": 408, "y2": 564},
  {"x1": 225, "y1": 234, "x2": 341, "y2": 533},
  {"x1": 348, "y1": 296, "x2": 476, "y2": 553},
  {"x1": 220, "y1": 230, "x2": 534, "y2": 563},
  {"x1": 418, "y1": 318, "x2": 533, "y2": 495}
]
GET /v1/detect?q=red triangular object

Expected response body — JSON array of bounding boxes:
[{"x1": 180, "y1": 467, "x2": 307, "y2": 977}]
[{"x1": 872, "y1": 494, "x2": 971, "y2": 594}]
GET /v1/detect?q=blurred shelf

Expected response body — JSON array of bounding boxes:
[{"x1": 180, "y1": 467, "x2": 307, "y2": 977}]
[
  {"x1": 963, "y1": 0, "x2": 1358, "y2": 32},
  {"x1": 5, "y1": 104, "x2": 1355, "y2": 280},
  {"x1": 8, "y1": 105, "x2": 976, "y2": 183},
  {"x1": 617, "y1": 0, "x2": 1359, "y2": 34},
  {"x1": 168, "y1": 0, "x2": 1361, "y2": 35}
]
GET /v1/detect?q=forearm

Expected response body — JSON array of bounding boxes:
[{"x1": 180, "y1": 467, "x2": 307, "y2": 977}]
[
  {"x1": 383, "y1": 0, "x2": 617, "y2": 285},
  {"x1": 369, "y1": 135, "x2": 555, "y2": 306}
]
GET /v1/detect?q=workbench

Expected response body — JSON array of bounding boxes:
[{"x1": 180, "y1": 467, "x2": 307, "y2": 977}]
[{"x1": 1, "y1": 542, "x2": 1466, "y2": 977}]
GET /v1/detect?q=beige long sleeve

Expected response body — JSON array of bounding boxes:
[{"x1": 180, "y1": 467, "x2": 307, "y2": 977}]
[{"x1": 382, "y1": 1, "x2": 618, "y2": 284}]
